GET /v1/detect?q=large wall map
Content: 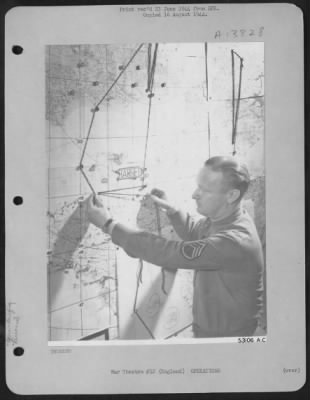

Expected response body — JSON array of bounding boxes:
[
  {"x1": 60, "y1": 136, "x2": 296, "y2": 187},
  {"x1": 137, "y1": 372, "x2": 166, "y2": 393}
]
[{"x1": 46, "y1": 43, "x2": 265, "y2": 340}]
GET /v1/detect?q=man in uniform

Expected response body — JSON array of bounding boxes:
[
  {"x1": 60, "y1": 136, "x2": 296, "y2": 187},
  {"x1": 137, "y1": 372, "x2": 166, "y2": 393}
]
[{"x1": 87, "y1": 156, "x2": 265, "y2": 338}]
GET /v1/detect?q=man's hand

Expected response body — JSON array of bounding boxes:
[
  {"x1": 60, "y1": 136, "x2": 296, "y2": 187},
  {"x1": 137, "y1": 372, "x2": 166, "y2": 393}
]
[
  {"x1": 87, "y1": 194, "x2": 112, "y2": 229},
  {"x1": 149, "y1": 188, "x2": 178, "y2": 215}
]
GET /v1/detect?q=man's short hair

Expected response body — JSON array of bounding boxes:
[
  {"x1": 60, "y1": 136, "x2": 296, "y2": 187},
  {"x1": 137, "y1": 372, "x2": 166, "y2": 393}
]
[{"x1": 204, "y1": 156, "x2": 250, "y2": 201}]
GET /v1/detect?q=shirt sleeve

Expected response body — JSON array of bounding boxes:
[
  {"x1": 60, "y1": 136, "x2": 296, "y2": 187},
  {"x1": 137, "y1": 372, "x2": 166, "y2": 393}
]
[
  {"x1": 112, "y1": 223, "x2": 243, "y2": 271},
  {"x1": 167, "y1": 210, "x2": 204, "y2": 241}
]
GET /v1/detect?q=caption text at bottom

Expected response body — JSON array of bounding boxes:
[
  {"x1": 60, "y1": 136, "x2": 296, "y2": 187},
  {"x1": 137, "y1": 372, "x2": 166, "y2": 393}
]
[{"x1": 111, "y1": 368, "x2": 221, "y2": 375}]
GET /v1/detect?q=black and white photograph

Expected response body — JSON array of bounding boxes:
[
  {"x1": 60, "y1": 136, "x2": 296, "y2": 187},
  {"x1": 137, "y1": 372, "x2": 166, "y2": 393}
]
[
  {"x1": 46, "y1": 42, "x2": 266, "y2": 342},
  {"x1": 5, "y1": 4, "x2": 305, "y2": 395}
]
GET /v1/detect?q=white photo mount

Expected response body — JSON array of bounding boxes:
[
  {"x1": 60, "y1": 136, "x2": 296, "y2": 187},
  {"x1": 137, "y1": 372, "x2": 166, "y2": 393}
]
[{"x1": 5, "y1": 3, "x2": 305, "y2": 395}]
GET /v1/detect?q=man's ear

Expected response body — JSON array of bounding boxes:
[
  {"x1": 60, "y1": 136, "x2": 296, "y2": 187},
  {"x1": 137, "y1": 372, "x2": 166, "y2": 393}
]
[{"x1": 227, "y1": 189, "x2": 241, "y2": 204}]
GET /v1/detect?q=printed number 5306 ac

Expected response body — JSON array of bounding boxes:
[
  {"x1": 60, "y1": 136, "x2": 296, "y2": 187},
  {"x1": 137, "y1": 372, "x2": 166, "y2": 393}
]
[{"x1": 238, "y1": 337, "x2": 255, "y2": 343}]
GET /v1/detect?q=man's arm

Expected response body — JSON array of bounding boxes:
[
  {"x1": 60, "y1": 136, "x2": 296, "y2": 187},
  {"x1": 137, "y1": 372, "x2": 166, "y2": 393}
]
[
  {"x1": 150, "y1": 189, "x2": 202, "y2": 241},
  {"x1": 167, "y1": 209, "x2": 204, "y2": 241},
  {"x1": 111, "y1": 222, "x2": 241, "y2": 271},
  {"x1": 86, "y1": 194, "x2": 242, "y2": 271}
]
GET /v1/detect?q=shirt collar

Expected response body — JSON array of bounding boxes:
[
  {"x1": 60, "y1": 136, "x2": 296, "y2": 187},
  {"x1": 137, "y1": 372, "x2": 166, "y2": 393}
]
[{"x1": 208, "y1": 206, "x2": 242, "y2": 229}]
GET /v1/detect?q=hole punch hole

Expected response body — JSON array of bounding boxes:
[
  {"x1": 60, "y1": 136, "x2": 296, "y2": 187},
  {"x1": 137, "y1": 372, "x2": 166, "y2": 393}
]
[
  {"x1": 13, "y1": 196, "x2": 23, "y2": 206},
  {"x1": 13, "y1": 347, "x2": 24, "y2": 356},
  {"x1": 12, "y1": 45, "x2": 23, "y2": 55}
]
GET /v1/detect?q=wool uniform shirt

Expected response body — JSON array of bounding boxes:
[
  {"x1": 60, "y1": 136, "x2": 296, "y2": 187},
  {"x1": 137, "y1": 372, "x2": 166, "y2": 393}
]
[{"x1": 111, "y1": 207, "x2": 264, "y2": 338}]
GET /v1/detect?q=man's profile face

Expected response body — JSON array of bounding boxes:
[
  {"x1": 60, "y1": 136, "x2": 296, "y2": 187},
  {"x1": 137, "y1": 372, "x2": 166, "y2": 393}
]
[{"x1": 192, "y1": 166, "x2": 229, "y2": 219}]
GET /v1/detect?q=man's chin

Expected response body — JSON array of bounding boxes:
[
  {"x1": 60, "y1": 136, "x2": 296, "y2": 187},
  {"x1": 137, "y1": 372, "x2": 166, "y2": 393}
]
[
  {"x1": 196, "y1": 205, "x2": 209, "y2": 217},
  {"x1": 196, "y1": 205, "x2": 204, "y2": 214}
]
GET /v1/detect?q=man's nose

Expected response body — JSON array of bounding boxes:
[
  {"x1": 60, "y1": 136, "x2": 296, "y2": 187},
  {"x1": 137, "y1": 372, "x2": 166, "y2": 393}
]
[{"x1": 192, "y1": 189, "x2": 199, "y2": 199}]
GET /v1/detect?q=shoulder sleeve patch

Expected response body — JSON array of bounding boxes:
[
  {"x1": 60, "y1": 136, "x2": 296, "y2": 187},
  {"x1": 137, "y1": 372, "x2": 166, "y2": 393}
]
[{"x1": 181, "y1": 240, "x2": 207, "y2": 260}]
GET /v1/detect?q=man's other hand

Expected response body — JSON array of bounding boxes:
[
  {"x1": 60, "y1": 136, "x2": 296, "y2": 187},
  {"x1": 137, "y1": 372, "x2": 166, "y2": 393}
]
[
  {"x1": 87, "y1": 194, "x2": 111, "y2": 229},
  {"x1": 149, "y1": 188, "x2": 177, "y2": 215}
]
